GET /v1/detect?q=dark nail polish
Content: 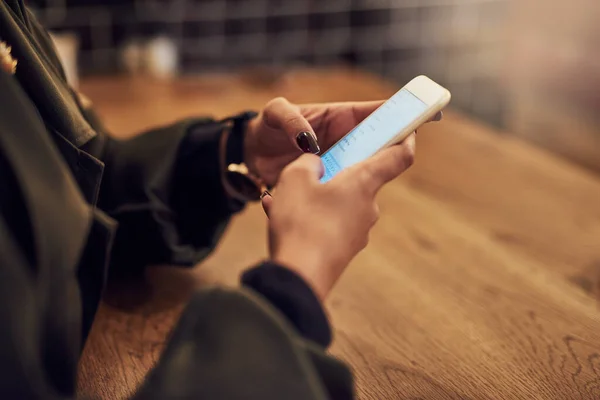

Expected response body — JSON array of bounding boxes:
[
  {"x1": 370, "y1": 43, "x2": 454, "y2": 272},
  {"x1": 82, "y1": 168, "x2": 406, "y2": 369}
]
[{"x1": 296, "y1": 131, "x2": 320, "y2": 154}]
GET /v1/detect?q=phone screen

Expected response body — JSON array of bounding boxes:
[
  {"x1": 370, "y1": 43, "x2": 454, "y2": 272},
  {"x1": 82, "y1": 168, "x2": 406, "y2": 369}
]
[{"x1": 320, "y1": 89, "x2": 428, "y2": 183}]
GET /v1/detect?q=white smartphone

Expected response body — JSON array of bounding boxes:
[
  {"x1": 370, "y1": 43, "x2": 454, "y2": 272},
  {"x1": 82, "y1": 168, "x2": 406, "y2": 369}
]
[{"x1": 320, "y1": 75, "x2": 451, "y2": 183}]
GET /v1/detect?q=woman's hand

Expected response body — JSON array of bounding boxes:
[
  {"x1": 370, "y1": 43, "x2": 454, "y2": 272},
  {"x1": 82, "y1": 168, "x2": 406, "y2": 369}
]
[
  {"x1": 262, "y1": 136, "x2": 416, "y2": 300},
  {"x1": 244, "y1": 98, "x2": 388, "y2": 186},
  {"x1": 244, "y1": 97, "x2": 442, "y2": 187}
]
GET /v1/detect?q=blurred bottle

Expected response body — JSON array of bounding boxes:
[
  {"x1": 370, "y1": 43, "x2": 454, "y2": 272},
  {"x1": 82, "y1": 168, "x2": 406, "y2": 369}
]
[
  {"x1": 143, "y1": 36, "x2": 179, "y2": 79},
  {"x1": 120, "y1": 39, "x2": 144, "y2": 75}
]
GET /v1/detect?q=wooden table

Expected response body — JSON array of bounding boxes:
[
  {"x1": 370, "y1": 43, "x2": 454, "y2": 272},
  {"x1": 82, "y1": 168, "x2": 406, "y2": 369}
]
[{"x1": 77, "y1": 68, "x2": 600, "y2": 400}]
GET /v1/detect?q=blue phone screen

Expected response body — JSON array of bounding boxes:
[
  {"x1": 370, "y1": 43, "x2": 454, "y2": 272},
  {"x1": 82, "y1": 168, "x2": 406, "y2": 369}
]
[{"x1": 320, "y1": 89, "x2": 427, "y2": 183}]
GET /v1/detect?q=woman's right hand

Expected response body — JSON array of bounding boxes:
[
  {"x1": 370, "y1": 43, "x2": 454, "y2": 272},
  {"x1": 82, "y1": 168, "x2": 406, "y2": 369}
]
[{"x1": 261, "y1": 134, "x2": 416, "y2": 300}]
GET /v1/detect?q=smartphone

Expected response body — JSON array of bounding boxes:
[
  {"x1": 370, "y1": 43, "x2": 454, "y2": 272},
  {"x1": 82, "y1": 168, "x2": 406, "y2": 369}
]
[{"x1": 320, "y1": 75, "x2": 451, "y2": 183}]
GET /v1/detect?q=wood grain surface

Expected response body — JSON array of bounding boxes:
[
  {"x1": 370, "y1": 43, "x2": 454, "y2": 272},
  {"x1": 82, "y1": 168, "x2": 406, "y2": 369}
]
[{"x1": 77, "y1": 68, "x2": 600, "y2": 399}]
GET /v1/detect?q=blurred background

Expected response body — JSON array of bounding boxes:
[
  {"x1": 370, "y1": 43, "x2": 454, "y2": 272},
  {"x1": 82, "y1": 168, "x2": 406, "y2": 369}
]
[{"x1": 27, "y1": 0, "x2": 600, "y2": 173}]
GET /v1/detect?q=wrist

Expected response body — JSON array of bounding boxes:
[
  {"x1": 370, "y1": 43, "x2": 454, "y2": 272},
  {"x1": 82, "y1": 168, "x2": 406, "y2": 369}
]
[
  {"x1": 220, "y1": 111, "x2": 265, "y2": 202},
  {"x1": 225, "y1": 111, "x2": 257, "y2": 162},
  {"x1": 243, "y1": 117, "x2": 261, "y2": 178},
  {"x1": 241, "y1": 261, "x2": 333, "y2": 347},
  {"x1": 272, "y1": 244, "x2": 331, "y2": 301}
]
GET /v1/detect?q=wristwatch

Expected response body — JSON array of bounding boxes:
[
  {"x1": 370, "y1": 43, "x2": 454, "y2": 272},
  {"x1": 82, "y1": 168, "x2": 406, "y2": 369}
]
[{"x1": 220, "y1": 111, "x2": 267, "y2": 202}]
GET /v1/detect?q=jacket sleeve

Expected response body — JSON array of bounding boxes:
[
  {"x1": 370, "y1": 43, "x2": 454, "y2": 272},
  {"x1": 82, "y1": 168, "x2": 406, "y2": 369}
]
[
  {"x1": 134, "y1": 266, "x2": 354, "y2": 400},
  {"x1": 91, "y1": 116, "x2": 244, "y2": 277}
]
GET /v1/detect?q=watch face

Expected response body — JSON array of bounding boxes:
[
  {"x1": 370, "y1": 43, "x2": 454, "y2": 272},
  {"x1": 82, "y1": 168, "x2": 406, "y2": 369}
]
[{"x1": 226, "y1": 170, "x2": 263, "y2": 201}]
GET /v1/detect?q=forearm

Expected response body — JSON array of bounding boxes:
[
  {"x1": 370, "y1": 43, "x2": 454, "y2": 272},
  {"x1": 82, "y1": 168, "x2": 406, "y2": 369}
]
[{"x1": 97, "y1": 117, "x2": 243, "y2": 276}]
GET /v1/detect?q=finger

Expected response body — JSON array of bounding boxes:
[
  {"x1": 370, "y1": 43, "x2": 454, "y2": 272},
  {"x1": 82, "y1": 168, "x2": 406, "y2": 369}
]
[
  {"x1": 356, "y1": 133, "x2": 416, "y2": 192},
  {"x1": 263, "y1": 97, "x2": 320, "y2": 154},
  {"x1": 430, "y1": 110, "x2": 443, "y2": 122},
  {"x1": 343, "y1": 102, "x2": 442, "y2": 129},
  {"x1": 415, "y1": 111, "x2": 443, "y2": 135},
  {"x1": 313, "y1": 101, "x2": 440, "y2": 124},
  {"x1": 261, "y1": 191, "x2": 273, "y2": 218},
  {"x1": 348, "y1": 100, "x2": 385, "y2": 122},
  {"x1": 282, "y1": 153, "x2": 324, "y2": 182}
]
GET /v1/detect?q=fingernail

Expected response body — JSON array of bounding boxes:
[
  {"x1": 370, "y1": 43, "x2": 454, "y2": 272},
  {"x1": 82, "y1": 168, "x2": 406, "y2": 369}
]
[
  {"x1": 260, "y1": 190, "x2": 271, "y2": 199},
  {"x1": 296, "y1": 131, "x2": 320, "y2": 154}
]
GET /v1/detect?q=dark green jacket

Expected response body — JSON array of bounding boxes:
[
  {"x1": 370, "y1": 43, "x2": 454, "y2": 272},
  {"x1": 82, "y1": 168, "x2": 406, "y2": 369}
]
[{"x1": 0, "y1": 1, "x2": 353, "y2": 398}]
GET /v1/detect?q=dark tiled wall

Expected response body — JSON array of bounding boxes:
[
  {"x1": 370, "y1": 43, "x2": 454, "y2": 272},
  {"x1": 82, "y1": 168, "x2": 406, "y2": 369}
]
[{"x1": 28, "y1": 0, "x2": 509, "y2": 126}]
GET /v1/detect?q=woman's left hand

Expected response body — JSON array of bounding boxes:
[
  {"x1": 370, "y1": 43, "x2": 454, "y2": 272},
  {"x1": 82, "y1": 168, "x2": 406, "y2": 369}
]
[{"x1": 244, "y1": 97, "x2": 386, "y2": 186}]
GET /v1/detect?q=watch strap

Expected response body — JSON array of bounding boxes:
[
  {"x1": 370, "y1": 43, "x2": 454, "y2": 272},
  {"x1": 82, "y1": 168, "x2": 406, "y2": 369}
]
[
  {"x1": 219, "y1": 111, "x2": 265, "y2": 203},
  {"x1": 222, "y1": 111, "x2": 258, "y2": 167}
]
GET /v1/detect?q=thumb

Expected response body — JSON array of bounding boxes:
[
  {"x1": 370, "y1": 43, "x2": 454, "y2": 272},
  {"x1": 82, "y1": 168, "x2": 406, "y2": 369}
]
[
  {"x1": 356, "y1": 133, "x2": 416, "y2": 193},
  {"x1": 263, "y1": 97, "x2": 320, "y2": 154},
  {"x1": 283, "y1": 153, "x2": 325, "y2": 182}
]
